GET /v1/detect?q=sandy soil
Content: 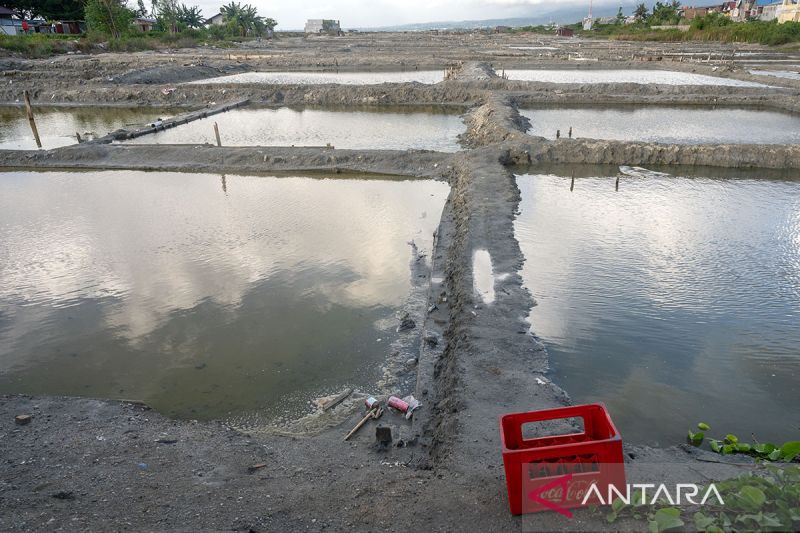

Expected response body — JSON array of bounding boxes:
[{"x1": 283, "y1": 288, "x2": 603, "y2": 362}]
[{"x1": 1, "y1": 32, "x2": 799, "y2": 531}]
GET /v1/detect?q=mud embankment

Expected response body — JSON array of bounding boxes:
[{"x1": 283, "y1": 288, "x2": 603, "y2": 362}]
[
  {"x1": 0, "y1": 83, "x2": 489, "y2": 108},
  {"x1": 461, "y1": 95, "x2": 530, "y2": 148},
  {"x1": 514, "y1": 137, "x2": 800, "y2": 170},
  {"x1": 462, "y1": 96, "x2": 800, "y2": 170},
  {"x1": 0, "y1": 144, "x2": 454, "y2": 178},
  {"x1": 420, "y1": 150, "x2": 568, "y2": 470},
  {"x1": 111, "y1": 63, "x2": 249, "y2": 85},
  {"x1": 509, "y1": 88, "x2": 800, "y2": 115}
]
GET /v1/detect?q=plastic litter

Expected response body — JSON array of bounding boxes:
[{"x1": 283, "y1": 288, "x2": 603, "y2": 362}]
[{"x1": 387, "y1": 395, "x2": 421, "y2": 419}]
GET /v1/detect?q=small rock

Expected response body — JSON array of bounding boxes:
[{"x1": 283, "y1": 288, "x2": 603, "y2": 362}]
[
  {"x1": 424, "y1": 333, "x2": 439, "y2": 347},
  {"x1": 375, "y1": 426, "x2": 392, "y2": 445},
  {"x1": 247, "y1": 463, "x2": 268, "y2": 474},
  {"x1": 51, "y1": 491, "x2": 75, "y2": 500},
  {"x1": 398, "y1": 313, "x2": 416, "y2": 332},
  {"x1": 15, "y1": 415, "x2": 32, "y2": 425},
  {"x1": 156, "y1": 438, "x2": 178, "y2": 444}
]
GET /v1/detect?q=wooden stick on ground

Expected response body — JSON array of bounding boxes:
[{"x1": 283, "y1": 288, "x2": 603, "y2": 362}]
[
  {"x1": 319, "y1": 388, "x2": 353, "y2": 412},
  {"x1": 343, "y1": 407, "x2": 382, "y2": 441}
]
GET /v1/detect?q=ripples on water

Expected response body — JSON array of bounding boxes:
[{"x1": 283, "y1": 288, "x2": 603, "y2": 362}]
[
  {"x1": 514, "y1": 171, "x2": 800, "y2": 445},
  {"x1": 0, "y1": 171, "x2": 449, "y2": 422},
  {"x1": 505, "y1": 69, "x2": 769, "y2": 87},
  {"x1": 0, "y1": 107, "x2": 177, "y2": 150},
  {"x1": 124, "y1": 106, "x2": 465, "y2": 152},
  {"x1": 521, "y1": 106, "x2": 800, "y2": 145}
]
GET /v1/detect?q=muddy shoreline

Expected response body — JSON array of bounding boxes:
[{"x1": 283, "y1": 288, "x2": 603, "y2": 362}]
[{"x1": 2, "y1": 33, "x2": 798, "y2": 531}]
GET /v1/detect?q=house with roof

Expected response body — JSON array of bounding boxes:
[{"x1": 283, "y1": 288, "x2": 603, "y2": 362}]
[
  {"x1": 132, "y1": 17, "x2": 156, "y2": 32},
  {"x1": 54, "y1": 20, "x2": 84, "y2": 34},
  {"x1": 206, "y1": 12, "x2": 225, "y2": 26},
  {"x1": 0, "y1": 5, "x2": 21, "y2": 35}
]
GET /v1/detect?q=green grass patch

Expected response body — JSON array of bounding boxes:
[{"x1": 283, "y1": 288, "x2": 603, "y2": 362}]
[
  {"x1": 585, "y1": 19, "x2": 800, "y2": 46},
  {"x1": 0, "y1": 28, "x2": 262, "y2": 58}
]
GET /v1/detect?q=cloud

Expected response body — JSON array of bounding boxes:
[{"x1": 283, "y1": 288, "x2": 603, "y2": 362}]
[{"x1": 190, "y1": 0, "x2": 645, "y2": 30}]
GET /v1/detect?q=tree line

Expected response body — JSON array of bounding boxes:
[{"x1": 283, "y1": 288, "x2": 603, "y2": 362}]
[{"x1": 5, "y1": 0, "x2": 277, "y2": 38}]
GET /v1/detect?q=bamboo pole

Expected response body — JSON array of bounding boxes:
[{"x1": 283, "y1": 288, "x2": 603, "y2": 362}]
[
  {"x1": 343, "y1": 407, "x2": 382, "y2": 441},
  {"x1": 23, "y1": 90, "x2": 42, "y2": 149},
  {"x1": 213, "y1": 122, "x2": 221, "y2": 147}
]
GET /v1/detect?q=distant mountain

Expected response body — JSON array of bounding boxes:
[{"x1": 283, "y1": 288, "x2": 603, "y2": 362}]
[{"x1": 357, "y1": 5, "x2": 626, "y2": 32}]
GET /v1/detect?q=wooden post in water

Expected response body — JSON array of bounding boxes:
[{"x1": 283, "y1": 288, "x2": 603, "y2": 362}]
[
  {"x1": 570, "y1": 175, "x2": 575, "y2": 192},
  {"x1": 615, "y1": 176, "x2": 620, "y2": 191},
  {"x1": 568, "y1": 126, "x2": 572, "y2": 139},
  {"x1": 76, "y1": 132, "x2": 82, "y2": 143},
  {"x1": 23, "y1": 90, "x2": 42, "y2": 149},
  {"x1": 556, "y1": 129, "x2": 561, "y2": 140},
  {"x1": 213, "y1": 122, "x2": 222, "y2": 147}
]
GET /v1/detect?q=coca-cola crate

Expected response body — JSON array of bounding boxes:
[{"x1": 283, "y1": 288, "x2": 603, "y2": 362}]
[{"x1": 499, "y1": 404, "x2": 625, "y2": 516}]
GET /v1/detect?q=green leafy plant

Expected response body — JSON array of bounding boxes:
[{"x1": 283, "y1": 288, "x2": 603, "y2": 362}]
[
  {"x1": 687, "y1": 423, "x2": 800, "y2": 462},
  {"x1": 84, "y1": 0, "x2": 135, "y2": 38},
  {"x1": 603, "y1": 465, "x2": 800, "y2": 532}
]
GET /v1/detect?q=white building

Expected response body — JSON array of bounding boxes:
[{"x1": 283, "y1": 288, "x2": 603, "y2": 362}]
[
  {"x1": 304, "y1": 19, "x2": 341, "y2": 34},
  {"x1": 760, "y1": 2, "x2": 782, "y2": 20}
]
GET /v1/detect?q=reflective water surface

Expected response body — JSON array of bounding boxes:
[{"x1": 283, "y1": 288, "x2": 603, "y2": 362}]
[
  {"x1": 505, "y1": 69, "x2": 768, "y2": 87},
  {"x1": 0, "y1": 106, "x2": 177, "y2": 150},
  {"x1": 749, "y1": 69, "x2": 800, "y2": 81},
  {"x1": 0, "y1": 171, "x2": 449, "y2": 421},
  {"x1": 521, "y1": 105, "x2": 800, "y2": 144},
  {"x1": 189, "y1": 70, "x2": 444, "y2": 85},
  {"x1": 515, "y1": 170, "x2": 800, "y2": 445},
  {"x1": 125, "y1": 106, "x2": 465, "y2": 151}
]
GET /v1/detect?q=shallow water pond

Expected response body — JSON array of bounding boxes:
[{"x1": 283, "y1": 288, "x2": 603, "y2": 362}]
[
  {"x1": 515, "y1": 169, "x2": 800, "y2": 446},
  {"x1": 190, "y1": 70, "x2": 444, "y2": 85},
  {"x1": 505, "y1": 69, "x2": 768, "y2": 87},
  {"x1": 0, "y1": 171, "x2": 448, "y2": 423},
  {"x1": 0, "y1": 106, "x2": 178, "y2": 150},
  {"x1": 749, "y1": 69, "x2": 800, "y2": 81},
  {"x1": 124, "y1": 106, "x2": 465, "y2": 151},
  {"x1": 521, "y1": 105, "x2": 800, "y2": 144}
]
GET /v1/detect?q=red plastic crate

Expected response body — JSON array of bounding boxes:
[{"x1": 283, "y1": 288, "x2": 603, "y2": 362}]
[{"x1": 499, "y1": 404, "x2": 625, "y2": 516}]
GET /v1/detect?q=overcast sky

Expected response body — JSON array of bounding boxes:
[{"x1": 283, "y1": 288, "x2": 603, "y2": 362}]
[{"x1": 191, "y1": 0, "x2": 644, "y2": 30}]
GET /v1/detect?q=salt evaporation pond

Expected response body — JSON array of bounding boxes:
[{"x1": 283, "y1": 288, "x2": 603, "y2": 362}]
[
  {"x1": 515, "y1": 169, "x2": 800, "y2": 446},
  {"x1": 0, "y1": 170, "x2": 448, "y2": 422},
  {"x1": 521, "y1": 105, "x2": 800, "y2": 144},
  {"x1": 505, "y1": 69, "x2": 768, "y2": 87},
  {"x1": 125, "y1": 106, "x2": 465, "y2": 152},
  {"x1": 190, "y1": 70, "x2": 444, "y2": 85},
  {"x1": 0, "y1": 106, "x2": 177, "y2": 150},
  {"x1": 749, "y1": 69, "x2": 800, "y2": 81}
]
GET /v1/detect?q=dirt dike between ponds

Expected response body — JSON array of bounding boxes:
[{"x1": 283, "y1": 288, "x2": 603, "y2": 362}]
[{"x1": 1, "y1": 56, "x2": 793, "y2": 531}]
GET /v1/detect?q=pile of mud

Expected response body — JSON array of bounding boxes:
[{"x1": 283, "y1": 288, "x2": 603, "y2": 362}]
[{"x1": 112, "y1": 64, "x2": 247, "y2": 85}]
